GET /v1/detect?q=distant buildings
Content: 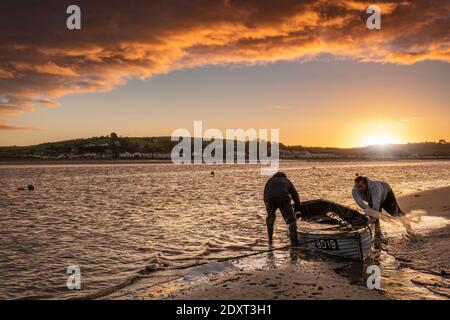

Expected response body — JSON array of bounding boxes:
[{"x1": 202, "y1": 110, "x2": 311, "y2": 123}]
[
  {"x1": 280, "y1": 149, "x2": 337, "y2": 159},
  {"x1": 1, "y1": 136, "x2": 449, "y2": 161}
]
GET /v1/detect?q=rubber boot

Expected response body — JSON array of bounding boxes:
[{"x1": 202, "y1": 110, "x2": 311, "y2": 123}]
[
  {"x1": 267, "y1": 223, "x2": 274, "y2": 243},
  {"x1": 288, "y1": 223, "x2": 298, "y2": 246}
]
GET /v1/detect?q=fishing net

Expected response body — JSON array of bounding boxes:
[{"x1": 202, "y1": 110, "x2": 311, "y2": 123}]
[{"x1": 298, "y1": 200, "x2": 369, "y2": 229}]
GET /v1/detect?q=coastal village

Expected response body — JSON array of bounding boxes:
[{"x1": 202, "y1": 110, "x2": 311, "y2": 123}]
[{"x1": 1, "y1": 134, "x2": 449, "y2": 161}]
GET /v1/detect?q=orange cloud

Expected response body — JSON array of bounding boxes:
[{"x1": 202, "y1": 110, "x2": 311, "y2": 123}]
[
  {"x1": 0, "y1": 121, "x2": 38, "y2": 131},
  {"x1": 37, "y1": 99, "x2": 62, "y2": 107},
  {"x1": 0, "y1": 0, "x2": 448, "y2": 119},
  {"x1": 0, "y1": 68, "x2": 14, "y2": 79}
]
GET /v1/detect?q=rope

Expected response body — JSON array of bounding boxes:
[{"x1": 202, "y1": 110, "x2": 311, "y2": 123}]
[
  {"x1": 141, "y1": 235, "x2": 335, "y2": 275},
  {"x1": 77, "y1": 235, "x2": 352, "y2": 300}
]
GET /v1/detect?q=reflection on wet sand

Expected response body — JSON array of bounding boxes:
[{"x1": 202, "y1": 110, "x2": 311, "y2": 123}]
[
  {"x1": 107, "y1": 187, "x2": 450, "y2": 300},
  {"x1": 337, "y1": 188, "x2": 450, "y2": 300},
  {"x1": 0, "y1": 161, "x2": 449, "y2": 299}
]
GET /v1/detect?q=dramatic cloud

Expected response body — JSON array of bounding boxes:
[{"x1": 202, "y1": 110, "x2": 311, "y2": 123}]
[
  {"x1": 0, "y1": 0, "x2": 449, "y2": 118},
  {"x1": 0, "y1": 122, "x2": 38, "y2": 131}
]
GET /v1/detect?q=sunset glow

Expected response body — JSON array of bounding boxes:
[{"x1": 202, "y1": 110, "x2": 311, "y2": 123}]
[
  {"x1": 0, "y1": 1, "x2": 449, "y2": 147},
  {"x1": 1, "y1": 0, "x2": 450, "y2": 303},
  {"x1": 361, "y1": 133, "x2": 399, "y2": 147}
]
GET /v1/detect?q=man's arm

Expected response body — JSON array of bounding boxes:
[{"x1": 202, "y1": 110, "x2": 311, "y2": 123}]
[
  {"x1": 352, "y1": 187, "x2": 370, "y2": 210},
  {"x1": 369, "y1": 183, "x2": 383, "y2": 212},
  {"x1": 263, "y1": 178, "x2": 271, "y2": 200},
  {"x1": 288, "y1": 181, "x2": 301, "y2": 210}
]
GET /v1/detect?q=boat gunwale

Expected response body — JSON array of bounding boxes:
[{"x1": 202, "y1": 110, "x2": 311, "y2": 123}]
[{"x1": 298, "y1": 221, "x2": 376, "y2": 237}]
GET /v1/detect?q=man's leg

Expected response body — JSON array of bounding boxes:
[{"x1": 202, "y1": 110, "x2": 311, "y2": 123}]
[
  {"x1": 279, "y1": 200, "x2": 298, "y2": 246},
  {"x1": 265, "y1": 200, "x2": 277, "y2": 243},
  {"x1": 381, "y1": 190, "x2": 404, "y2": 216}
]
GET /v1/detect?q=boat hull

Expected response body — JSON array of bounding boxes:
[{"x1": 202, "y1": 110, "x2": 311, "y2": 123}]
[{"x1": 298, "y1": 223, "x2": 376, "y2": 261}]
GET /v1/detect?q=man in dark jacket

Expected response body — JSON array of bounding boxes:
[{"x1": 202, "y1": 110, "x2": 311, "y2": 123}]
[{"x1": 264, "y1": 171, "x2": 301, "y2": 245}]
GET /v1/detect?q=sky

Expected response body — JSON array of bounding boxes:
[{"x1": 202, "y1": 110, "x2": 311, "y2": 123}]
[{"x1": 0, "y1": 0, "x2": 449, "y2": 147}]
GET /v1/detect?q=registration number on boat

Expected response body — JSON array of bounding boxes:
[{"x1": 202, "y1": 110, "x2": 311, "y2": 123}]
[{"x1": 315, "y1": 239, "x2": 339, "y2": 250}]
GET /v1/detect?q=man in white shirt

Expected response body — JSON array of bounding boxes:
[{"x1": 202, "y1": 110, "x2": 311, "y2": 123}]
[{"x1": 352, "y1": 176, "x2": 404, "y2": 216}]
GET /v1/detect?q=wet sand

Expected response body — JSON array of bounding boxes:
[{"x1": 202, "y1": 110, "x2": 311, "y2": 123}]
[
  {"x1": 107, "y1": 186, "x2": 449, "y2": 300},
  {"x1": 170, "y1": 187, "x2": 450, "y2": 300},
  {"x1": 104, "y1": 250, "x2": 386, "y2": 300},
  {"x1": 378, "y1": 186, "x2": 450, "y2": 299},
  {"x1": 166, "y1": 259, "x2": 385, "y2": 300},
  {"x1": 387, "y1": 186, "x2": 450, "y2": 276}
]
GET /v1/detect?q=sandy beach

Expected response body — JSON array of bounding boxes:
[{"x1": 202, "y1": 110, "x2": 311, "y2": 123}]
[{"x1": 105, "y1": 186, "x2": 450, "y2": 300}]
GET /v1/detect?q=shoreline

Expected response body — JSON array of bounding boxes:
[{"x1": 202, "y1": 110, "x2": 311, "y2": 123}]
[
  {"x1": 104, "y1": 186, "x2": 450, "y2": 300},
  {"x1": 0, "y1": 159, "x2": 174, "y2": 165},
  {"x1": 1, "y1": 158, "x2": 449, "y2": 166}
]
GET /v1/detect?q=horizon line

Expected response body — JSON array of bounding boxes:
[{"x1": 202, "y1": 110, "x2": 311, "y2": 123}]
[{"x1": 1, "y1": 134, "x2": 448, "y2": 150}]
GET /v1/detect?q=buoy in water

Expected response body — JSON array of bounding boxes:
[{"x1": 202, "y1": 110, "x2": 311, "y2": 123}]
[
  {"x1": 210, "y1": 171, "x2": 215, "y2": 176},
  {"x1": 27, "y1": 185, "x2": 34, "y2": 190}
]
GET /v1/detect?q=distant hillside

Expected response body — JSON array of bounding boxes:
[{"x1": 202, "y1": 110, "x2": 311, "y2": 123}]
[
  {"x1": 281, "y1": 142, "x2": 450, "y2": 159},
  {"x1": 0, "y1": 134, "x2": 178, "y2": 159},
  {"x1": 1, "y1": 133, "x2": 449, "y2": 160}
]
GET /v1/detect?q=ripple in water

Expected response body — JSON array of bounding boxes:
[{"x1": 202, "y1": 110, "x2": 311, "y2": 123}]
[{"x1": 0, "y1": 160, "x2": 449, "y2": 299}]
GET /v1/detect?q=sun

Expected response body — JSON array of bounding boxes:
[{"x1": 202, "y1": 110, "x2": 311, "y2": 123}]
[{"x1": 361, "y1": 132, "x2": 398, "y2": 147}]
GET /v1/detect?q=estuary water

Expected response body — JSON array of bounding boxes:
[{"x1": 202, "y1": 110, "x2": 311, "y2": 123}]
[{"x1": 0, "y1": 160, "x2": 449, "y2": 299}]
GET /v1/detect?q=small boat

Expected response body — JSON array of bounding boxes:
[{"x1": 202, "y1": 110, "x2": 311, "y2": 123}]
[{"x1": 296, "y1": 200, "x2": 378, "y2": 261}]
